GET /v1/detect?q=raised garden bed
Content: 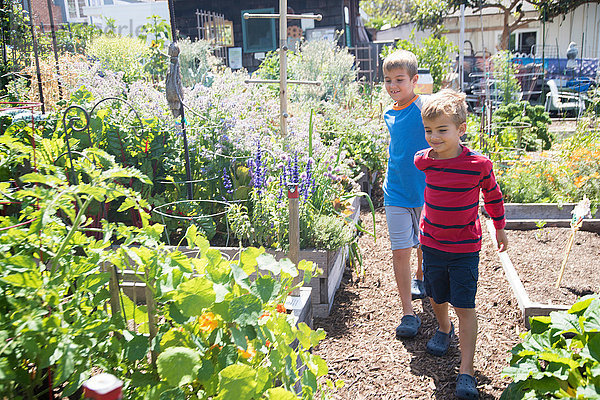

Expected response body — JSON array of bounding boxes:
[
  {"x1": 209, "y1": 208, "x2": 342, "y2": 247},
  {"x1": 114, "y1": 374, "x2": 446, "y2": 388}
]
[
  {"x1": 499, "y1": 203, "x2": 600, "y2": 230},
  {"x1": 485, "y1": 218, "x2": 600, "y2": 328},
  {"x1": 119, "y1": 196, "x2": 361, "y2": 323}
]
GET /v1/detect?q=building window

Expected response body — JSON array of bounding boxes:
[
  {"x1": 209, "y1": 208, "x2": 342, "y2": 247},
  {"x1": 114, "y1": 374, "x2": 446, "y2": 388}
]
[
  {"x1": 241, "y1": 8, "x2": 276, "y2": 53},
  {"x1": 510, "y1": 31, "x2": 537, "y2": 54}
]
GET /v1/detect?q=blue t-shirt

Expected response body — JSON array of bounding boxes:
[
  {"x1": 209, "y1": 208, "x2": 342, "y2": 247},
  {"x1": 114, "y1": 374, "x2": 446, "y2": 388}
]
[{"x1": 383, "y1": 95, "x2": 429, "y2": 208}]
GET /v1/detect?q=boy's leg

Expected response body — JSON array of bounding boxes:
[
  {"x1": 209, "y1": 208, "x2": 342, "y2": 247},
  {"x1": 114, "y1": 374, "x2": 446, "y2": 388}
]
[
  {"x1": 416, "y1": 245, "x2": 423, "y2": 280},
  {"x1": 454, "y1": 307, "x2": 477, "y2": 376},
  {"x1": 411, "y1": 245, "x2": 426, "y2": 299},
  {"x1": 392, "y1": 247, "x2": 414, "y2": 316},
  {"x1": 387, "y1": 206, "x2": 422, "y2": 338},
  {"x1": 429, "y1": 298, "x2": 452, "y2": 334}
]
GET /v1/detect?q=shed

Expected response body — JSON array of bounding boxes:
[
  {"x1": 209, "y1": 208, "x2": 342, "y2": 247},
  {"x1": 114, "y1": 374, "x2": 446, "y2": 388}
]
[{"x1": 171, "y1": 0, "x2": 362, "y2": 71}]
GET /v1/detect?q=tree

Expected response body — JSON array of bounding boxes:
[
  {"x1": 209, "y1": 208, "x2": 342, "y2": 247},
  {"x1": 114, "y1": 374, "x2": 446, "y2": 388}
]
[
  {"x1": 477, "y1": 0, "x2": 600, "y2": 50},
  {"x1": 359, "y1": 0, "x2": 415, "y2": 29},
  {"x1": 414, "y1": 0, "x2": 600, "y2": 50}
]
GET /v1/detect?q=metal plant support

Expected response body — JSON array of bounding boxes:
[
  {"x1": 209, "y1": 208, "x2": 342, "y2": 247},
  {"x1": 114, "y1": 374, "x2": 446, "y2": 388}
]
[{"x1": 243, "y1": 1, "x2": 321, "y2": 295}]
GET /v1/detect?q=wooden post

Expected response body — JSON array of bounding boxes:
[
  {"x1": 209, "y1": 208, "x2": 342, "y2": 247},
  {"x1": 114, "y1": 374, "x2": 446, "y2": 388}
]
[
  {"x1": 288, "y1": 185, "x2": 300, "y2": 295},
  {"x1": 145, "y1": 269, "x2": 158, "y2": 366},
  {"x1": 279, "y1": 0, "x2": 288, "y2": 138},
  {"x1": 242, "y1": 5, "x2": 322, "y2": 295},
  {"x1": 107, "y1": 264, "x2": 122, "y2": 324}
]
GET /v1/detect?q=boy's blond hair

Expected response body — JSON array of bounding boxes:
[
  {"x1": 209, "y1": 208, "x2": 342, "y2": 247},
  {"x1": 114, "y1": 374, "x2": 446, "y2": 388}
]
[
  {"x1": 421, "y1": 89, "x2": 468, "y2": 126},
  {"x1": 383, "y1": 50, "x2": 418, "y2": 78}
]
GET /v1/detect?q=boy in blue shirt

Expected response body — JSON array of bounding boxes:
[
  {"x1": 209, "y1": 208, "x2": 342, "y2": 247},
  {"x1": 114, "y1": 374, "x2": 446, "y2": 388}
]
[{"x1": 382, "y1": 50, "x2": 430, "y2": 339}]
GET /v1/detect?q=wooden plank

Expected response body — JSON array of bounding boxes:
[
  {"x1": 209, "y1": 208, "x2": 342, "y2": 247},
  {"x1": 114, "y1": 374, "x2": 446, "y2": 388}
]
[
  {"x1": 485, "y1": 219, "x2": 575, "y2": 330},
  {"x1": 327, "y1": 245, "x2": 347, "y2": 308},
  {"x1": 504, "y1": 219, "x2": 600, "y2": 231},
  {"x1": 485, "y1": 220, "x2": 531, "y2": 314},
  {"x1": 524, "y1": 303, "x2": 571, "y2": 329}
]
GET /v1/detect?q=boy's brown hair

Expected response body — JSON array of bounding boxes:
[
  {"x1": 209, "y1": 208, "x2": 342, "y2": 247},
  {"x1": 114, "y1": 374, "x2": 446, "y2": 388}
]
[
  {"x1": 421, "y1": 89, "x2": 468, "y2": 126},
  {"x1": 382, "y1": 50, "x2": 418, "y2": 78}
]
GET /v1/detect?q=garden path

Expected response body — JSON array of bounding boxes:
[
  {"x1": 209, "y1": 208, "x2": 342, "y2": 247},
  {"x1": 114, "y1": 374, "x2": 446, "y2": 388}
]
[{"x1": 314, "y1": 209, "x2": 523, "y2": 399}]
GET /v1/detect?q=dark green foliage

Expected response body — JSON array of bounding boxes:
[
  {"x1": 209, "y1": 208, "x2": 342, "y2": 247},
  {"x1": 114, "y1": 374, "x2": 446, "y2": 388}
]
[
  {"x1": 492, "y1": 101, "x2": 552, "y2": 151},
  {"x1": 501, "y1": 296, "x2": 600, "y2": 399},
  {"x1": 380, "y1": 34, "x2": 456, "y2": 93}
]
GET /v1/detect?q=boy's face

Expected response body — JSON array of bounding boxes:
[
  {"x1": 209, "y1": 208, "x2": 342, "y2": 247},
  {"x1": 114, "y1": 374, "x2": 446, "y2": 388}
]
[
  {"x1": 423, "y1": 115, "x2": 466, "y2": 159},
  {"x1": 383, "y1": 67, "x2": 418, "y2": 106}
]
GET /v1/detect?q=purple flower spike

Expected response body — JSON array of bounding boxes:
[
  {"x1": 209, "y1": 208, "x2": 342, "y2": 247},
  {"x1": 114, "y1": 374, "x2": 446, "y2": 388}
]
[{"x1": 223, "y1": 167, "x2": 233, "y2": 195}]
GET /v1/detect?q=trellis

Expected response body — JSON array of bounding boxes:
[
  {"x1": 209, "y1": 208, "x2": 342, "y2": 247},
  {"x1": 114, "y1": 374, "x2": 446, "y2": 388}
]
[{"x1": 195, "y1": 9, "x2": 227, "y2": 63}]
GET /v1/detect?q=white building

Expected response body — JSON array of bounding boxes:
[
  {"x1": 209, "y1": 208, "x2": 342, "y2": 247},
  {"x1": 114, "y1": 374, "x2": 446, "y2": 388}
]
[
  {"x1": 375, "y1": 2, "x2": 600, "y2": 59},
  {"x1": 83, "y1": 0, "x2": 169, "y2": 37}
]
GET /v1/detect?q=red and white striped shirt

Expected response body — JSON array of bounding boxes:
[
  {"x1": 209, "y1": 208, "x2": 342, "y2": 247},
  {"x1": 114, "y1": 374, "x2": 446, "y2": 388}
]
[{"x1": 414, "y1": 146, "x2": 505, "y2": 253}]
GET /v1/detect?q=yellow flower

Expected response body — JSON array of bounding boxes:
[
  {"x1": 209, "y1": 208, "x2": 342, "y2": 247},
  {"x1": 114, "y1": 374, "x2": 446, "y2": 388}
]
[
  {"x1": 198, "y1": 312, "x2": 218, "y2": 333},
  {"x1": 238, "y1": 344, "x2": 256, "y2": 359}
]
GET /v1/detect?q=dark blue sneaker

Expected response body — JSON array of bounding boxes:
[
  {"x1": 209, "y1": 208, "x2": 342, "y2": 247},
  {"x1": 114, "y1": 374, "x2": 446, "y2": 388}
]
[
  {"x1": 395, "y1": 314, "x2": 421, "y2": 339},
  {"x1": 411, "y1": 279, "x2": 426, "y2": 300}
]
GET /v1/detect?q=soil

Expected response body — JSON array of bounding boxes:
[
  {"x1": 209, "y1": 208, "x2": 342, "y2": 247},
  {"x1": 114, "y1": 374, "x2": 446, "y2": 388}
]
[
  {"x1": 506, "y1": 227, "x2": 600, "y2": 305},
  {"x1": 314, "y1": 208, "x2": 523, "y2": 399}
]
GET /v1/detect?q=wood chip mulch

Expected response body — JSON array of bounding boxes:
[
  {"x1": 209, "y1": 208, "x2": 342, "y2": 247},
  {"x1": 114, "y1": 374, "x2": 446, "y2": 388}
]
[{"x1": 314, "y1": 209, "x2": 523, "y2": 399}]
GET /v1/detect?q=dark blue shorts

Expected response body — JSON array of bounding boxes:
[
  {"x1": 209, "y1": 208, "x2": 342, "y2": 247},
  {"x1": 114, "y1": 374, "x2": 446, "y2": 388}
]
[{"x1": 422, "y1": 245, "x2": 480, "y2": 309}]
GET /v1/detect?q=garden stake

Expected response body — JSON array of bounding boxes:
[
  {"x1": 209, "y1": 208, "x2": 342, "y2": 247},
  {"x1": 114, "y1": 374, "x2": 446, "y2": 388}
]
[
  {"x1": 23, "y1": 0, "x2": 46, "y2": 113},
  {"x1": 44, "y1": 0, "x2": 63, "y2": 100},
  {"x1": 145, "y1": 268, "x2": 158, "y2": 367},
  {"x1": 288, "y1": 184, "x2": 300, "y2": 295},
  {"x1": 556, "y1": 197, "x2": 591, "y2": 288},
  {"x1": 243, "y1": 2, "x2": 321, "y2": 286},
  {"x1": 166, "y1": 0, "x2": 193, "y2": 200}
]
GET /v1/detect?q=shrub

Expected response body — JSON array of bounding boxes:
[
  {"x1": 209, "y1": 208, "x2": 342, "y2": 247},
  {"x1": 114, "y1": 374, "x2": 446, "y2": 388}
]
[
  {"x1": 495, "y1": 135, "x2": 600, "y2": 206},
  {"x1": 489, "y1": 101, "x2": 552, "y2": 152},
  {"x1": 501, "y1": 296, "x2": 600, "y2": 399},
  {"x1": 255, "y1": 37, "x2": 359, "y2": 104},
  {"x1": 289, "y1": 37, "x2": 359, "y2": 104},
  {"x1": 380, "y1": 32, "x2": 457, "y2": 92},
  {"x1": 178, "y1": 38, "x2": 221, "y2": 87},
  {"x1": 87, "y1": 35, "x2": 149, "y2": 83}
]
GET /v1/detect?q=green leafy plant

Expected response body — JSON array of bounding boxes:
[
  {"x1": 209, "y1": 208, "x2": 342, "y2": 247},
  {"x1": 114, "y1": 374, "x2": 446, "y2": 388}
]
[
  {"x1": 490, "y1": 101, "x2": 553, "y2": 152},
  {"x1": 491, "y1": 50, "x2": 522, "y2": 106},
  {"x1": 534, "y1": 220, "x2": 548, "y2": 242},
  {"x1": 501, "y1": 296, "x2": 600, "y2": 399},
  {"x1": 380, "y1": 32, "x2": 457, "y2": 92},
  {"x1": 87, "y1": 35, "x2": 149, "y2": 83},
  {"x1": 0, "y1": 127, "x2": 339, "y2": 399},
  {"x1": 139, "y1": 15, "x2": 171, "y2": 81}
]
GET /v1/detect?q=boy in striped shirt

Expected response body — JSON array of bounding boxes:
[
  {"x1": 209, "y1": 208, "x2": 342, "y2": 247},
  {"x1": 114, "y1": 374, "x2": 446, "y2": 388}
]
[{"x1": 414, "y1": 89, "x2": 508, "y2": 400}]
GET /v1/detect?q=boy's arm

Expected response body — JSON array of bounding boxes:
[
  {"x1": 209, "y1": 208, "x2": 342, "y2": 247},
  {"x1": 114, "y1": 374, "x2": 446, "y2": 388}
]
[{"x1": 480, "y1": 164, "x2": 506, "y2": 231}]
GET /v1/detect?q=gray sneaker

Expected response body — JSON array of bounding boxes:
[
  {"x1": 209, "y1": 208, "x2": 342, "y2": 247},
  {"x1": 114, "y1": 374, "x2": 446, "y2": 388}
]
[{"x1": 411, "y1": 279, "x2": 426, "y2": 300}]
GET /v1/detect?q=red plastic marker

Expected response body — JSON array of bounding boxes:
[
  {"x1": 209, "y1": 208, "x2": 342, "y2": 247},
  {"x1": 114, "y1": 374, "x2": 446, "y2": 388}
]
[{"x1": 83, "y1": 373, "x2": 123, "y2": 400}]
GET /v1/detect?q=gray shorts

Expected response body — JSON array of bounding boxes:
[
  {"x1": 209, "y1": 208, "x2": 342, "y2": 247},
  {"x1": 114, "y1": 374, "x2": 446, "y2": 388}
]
[{"x1": 385, "y1": 206, "x2": 422, "y2": 250}]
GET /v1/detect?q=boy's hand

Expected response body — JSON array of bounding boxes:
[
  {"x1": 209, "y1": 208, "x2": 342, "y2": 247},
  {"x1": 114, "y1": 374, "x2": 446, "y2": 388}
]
[{"x1": 495, "y1": 228, "x2": 508, "y2": 252}]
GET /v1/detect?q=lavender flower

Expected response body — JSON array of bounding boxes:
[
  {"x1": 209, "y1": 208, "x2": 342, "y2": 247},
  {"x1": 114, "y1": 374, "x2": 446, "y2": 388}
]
[
  {"x1": 300, "y1": 157, "x2": 314, "y2": 200},
  {"x1": 251, "y1": 140, "x2": 264, "y2": 195},
  {"x1": 222, "y1": 167, "x2": 233, "y2": 194}
]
